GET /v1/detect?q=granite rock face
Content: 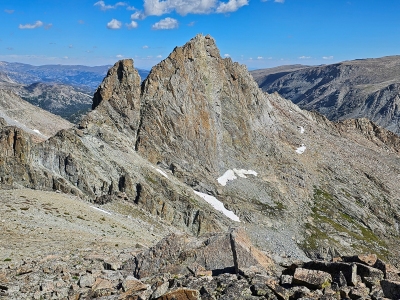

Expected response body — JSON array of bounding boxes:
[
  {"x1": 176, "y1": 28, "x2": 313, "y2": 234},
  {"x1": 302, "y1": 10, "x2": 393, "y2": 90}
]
[
  {"x1": 2, "y1": 34, "x2": 400, "y2": 264},
  {"x1": 136, "y1": 34, "x2": 275, "y2": 187}
]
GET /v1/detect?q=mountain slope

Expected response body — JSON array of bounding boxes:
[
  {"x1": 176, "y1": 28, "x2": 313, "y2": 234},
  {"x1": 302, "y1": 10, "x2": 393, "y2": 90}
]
[
  {"x1": 0, "y1": 89, "x2": 73, "y2": 142},
  {"x1": 1, "y1": 35, "x2": 400, "y2": 266},
  {"x1": 251, "y1": 56, "x2": 400, "y2": 134}
]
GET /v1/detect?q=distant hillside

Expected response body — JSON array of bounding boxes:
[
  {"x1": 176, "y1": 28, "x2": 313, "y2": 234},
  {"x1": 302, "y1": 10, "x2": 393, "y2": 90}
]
[
  {"x1": 0, "y1": 62, "x2": 150, "y2": 123},
  {"x1": 251, "y1": 56, "x2": 400, "y2": 135},
  {"x1": 0, "y1": 89, "x2": 72, "y2": 142}
]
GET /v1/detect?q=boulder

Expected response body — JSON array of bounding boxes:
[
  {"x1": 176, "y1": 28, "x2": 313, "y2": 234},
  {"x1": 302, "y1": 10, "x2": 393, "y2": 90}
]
[
  {"x1": 132, "y1": 228, "x2": 275, "y2": 279},
  {"x1": 380, "y1": 280, "x2": 400, "y2": 299},
  {"x1": 342, "y1": 254, "x2": 378, "y2": 267},
  {"x1": 156, "y1": 288, "x2": 200, "y2": 300},
  {"x1": 304, "y1": 261, "x2": 358, "y2": 286},
  {"x1": 293, "y1": 268, "x2": 332, "y2": 290}
]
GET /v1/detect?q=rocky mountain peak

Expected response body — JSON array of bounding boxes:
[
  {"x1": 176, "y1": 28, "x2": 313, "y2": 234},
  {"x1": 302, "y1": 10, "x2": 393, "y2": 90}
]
[
  {"x1": 136, "y1": 34, "x2": 275, "y2": 187},
  {"x1": 80, "y1": 59, "x2": 142, "y2": 141}
]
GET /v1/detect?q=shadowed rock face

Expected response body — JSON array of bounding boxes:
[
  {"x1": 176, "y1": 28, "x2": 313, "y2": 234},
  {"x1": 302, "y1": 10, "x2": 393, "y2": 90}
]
[{"x1": 2, "y1": 34, "x2": 400, "y2": 263}]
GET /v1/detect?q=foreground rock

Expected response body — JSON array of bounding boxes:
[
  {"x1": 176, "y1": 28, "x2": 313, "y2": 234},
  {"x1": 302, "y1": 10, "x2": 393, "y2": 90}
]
[
  {"x1": 131, "y1": 228, "x2": 275, "y2": 279},
  {"x1": 1, "y1": 227, "x2": 398, "y2": 300}
]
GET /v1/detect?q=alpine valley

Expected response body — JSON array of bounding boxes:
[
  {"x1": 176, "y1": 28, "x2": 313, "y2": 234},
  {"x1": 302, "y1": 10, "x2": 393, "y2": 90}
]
[{"x1": 1, "y1": 35, "x2": 400, "y2": 299}]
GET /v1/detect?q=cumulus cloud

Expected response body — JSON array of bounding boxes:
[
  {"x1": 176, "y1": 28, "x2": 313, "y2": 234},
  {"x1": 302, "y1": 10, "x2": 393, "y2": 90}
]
[
  {"x1": 152, "y1": 17, "x2": 178, "y2": 30},
  {"x1": 116, "y1": 54, "x2": 124, "y2": 58},
  {"x1": 19, "y1": 21, "x2": 43, "y2": 29},
  {"x1": 216, "y1": 0, "x2": 248, "y2": 13},
  {"x1": 131, "y1": 0, "x2": 248, "y2": 19},
  {"x1": 4, "y1": 9, "x2": 14, "y2": 14},
  {"x1": 107, "y1": 19, "x2": 122, "y2": 29},
  {"x1": 322, "y1": 56, "x2": 333, "y2": 60},
  {"x1": 126, "y1": 20, "x2": 138, "y2": 29},
  {"x1": 299, "y1": 56, "x2": 311, "y2": 59},
  {"x1": 94, "y1": 1, "x2": 127, "y2": 10},
  {"x1": 224, "y1": 54, "x2": 230, "y2": 57}
]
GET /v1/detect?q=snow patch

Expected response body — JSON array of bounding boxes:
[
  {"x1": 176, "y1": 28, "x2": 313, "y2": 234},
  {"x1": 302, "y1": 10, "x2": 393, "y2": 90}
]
[
  {"x1": 299, "y1": 126, "x2": 305, "y2": 134},
  {"x1": 33, "y1": 129, "x2": 41, "y2": 134},
  {"x1": 233, "y1": 169, "x2": 258, "y2": 178},
  {"x1": 193, "y1": 191, "x2": 240, "y2": 222},
  {"x1": 217, "y1": 169, "x2": 257, "y2": 186},
  {"x1": 156, "y1": 168, "x2": 169, "y2": 179},
  {"x1": 217, "y1": 170, "x2": 237, "y2": 186},
  {"x1": 296, "y1": 144, "x2": 306, "y2": 154},
  {"x1": 90, "y1": 206, "x2": 112, "y2": 215}
]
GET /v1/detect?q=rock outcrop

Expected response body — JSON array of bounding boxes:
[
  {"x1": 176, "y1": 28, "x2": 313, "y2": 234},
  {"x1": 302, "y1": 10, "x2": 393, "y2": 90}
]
[{"x1": 2, "y1": 34, "x2": 400, "y2": 266}]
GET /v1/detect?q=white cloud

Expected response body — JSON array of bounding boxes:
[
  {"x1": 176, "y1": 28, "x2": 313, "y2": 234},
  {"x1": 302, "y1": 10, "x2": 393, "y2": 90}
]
[
  {"x1": 127, "y1": 6, "x2": 136, "y2": 10},
  {"x1": 188, "y1": 21, "x2": 196, "y2": 26},
  {"x1": 257, "y1": 56, "x2": 263, "y2": 59},
  {"x1": 275, "y1": 0, "x2": 285, "y2": 2},
  {"x1": 322, "y1": 56, "x2": 334, "y2": 60},
  {"x1": 156, "y1": 55, "x2": 162, "y2": 58},
  {"x1": 94, "y1": 1, "x2": 127, "y2": 10},
  {"x1": 19, "y1": 21, "x2": 43, "y2": 29},
  {"x1": 299, "y1": 56, "x2": 311, "y2": 59},
  {"x1": 126, "y1": 20, "x2": 138, "y2": 29},
  {"x1": 216, "y1": 0, "x2": 248, "y2": 13},
  {"x1": 44, "y1": 23, "x2": 53, "y2": 30},
  {"x1": 4, "y1": 9, "x2": 14, "y2": 14},
  {"x1": 116, "y1": 54, "x2": 124, "y2": 58},
  {"x1": 152, "y1": 17, "x2": 178, "y2": 30},
  {"x1": 142, "y1": 45, "x2": 149, "y2": 49},
  {"x1": 132, "y1": 0, "x2": 247, "y2": 19},
  {"x1": 107, "y1": 19, "x2": 122, "y2": 29},
  {"x1": 144, "y1": 0, "x2": 217, "y2": 16},
  {"x1": 224, "y1": 54, "x2": 230, "y2": 57}
]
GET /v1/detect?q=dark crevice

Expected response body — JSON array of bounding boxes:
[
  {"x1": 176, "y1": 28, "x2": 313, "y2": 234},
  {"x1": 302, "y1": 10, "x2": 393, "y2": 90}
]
[
  {"x1": 229, "y1": 231, "x2": 239, "y2": 274},
  {"x1": 134, "y1": 183, "x2": 142, "y2": 204},
  {"x1": 12, "y1": 130, "x2": 18, "y2": 156},
  {"x1": 118, "y1": 175, "x2": 126, "y2": 192}
]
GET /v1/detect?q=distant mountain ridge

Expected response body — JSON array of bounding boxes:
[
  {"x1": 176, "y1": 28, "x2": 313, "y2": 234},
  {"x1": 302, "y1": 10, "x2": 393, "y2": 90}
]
[
  {"x1": 0, "y1": 62, "x2": 150, "y2": 123},
  {"x1": 250, "y1": 56, "x2": 400, "y2": 135}
]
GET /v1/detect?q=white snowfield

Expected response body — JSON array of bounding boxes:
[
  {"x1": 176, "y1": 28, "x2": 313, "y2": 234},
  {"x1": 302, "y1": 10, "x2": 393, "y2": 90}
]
[
  {"x1": 296, "y1": 144, "x2": 306, "y2": 154},
  {"x1": 193, "y1": 191, "x2": 240, "y2": 222},
  {"x1": 156, "y1": 168, "x2": 169, "y2": 179},
  {"x1": 217, "y1": 169, "x2": 258, "y2": 186},
  {"x1": 33, "y1": 129, "x2": 41, "y2": 134},
  {"x1": 90, "y1": 206, "x2": 112, "y2": 215},
  {"x1": 299, "y1": 126, "x2": 305, "y2": 134}
]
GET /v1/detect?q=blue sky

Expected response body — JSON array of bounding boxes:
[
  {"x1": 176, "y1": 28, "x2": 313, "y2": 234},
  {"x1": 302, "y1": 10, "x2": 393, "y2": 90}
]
[{"x1": 0, "y1": 0, "x2": 399, "y2": 70}]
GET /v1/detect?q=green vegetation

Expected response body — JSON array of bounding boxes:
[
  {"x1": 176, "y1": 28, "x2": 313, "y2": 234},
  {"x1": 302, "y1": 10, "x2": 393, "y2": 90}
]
[
  {"x1": 301, "y1": 187, "x2": 389, "y2": 259},
  {"x1": 4, "y1": 258, "x2": 11, "y2": 262}
]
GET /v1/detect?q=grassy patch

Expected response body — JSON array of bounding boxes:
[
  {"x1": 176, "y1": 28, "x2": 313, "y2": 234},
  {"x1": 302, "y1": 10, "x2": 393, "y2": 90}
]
[{"x1": 301, "y1": 187, "x2": 389, "y2": 259}]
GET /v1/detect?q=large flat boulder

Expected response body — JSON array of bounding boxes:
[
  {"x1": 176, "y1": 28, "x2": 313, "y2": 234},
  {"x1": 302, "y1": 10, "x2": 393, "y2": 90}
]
[{"x1": 132, "y1": 228, "x2": 275, "y2": 278}]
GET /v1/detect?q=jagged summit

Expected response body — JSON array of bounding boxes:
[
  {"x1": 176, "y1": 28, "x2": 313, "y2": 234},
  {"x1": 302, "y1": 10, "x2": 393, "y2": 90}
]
[{"x1": 2, "y1": 34, "x2": 400, "y2": 266}]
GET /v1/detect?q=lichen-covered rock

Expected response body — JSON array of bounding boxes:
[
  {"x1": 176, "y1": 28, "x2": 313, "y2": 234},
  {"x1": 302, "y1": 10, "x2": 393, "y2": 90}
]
[{"x1": 293, "y1": 268, "x2": 332, "y2": 290}]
